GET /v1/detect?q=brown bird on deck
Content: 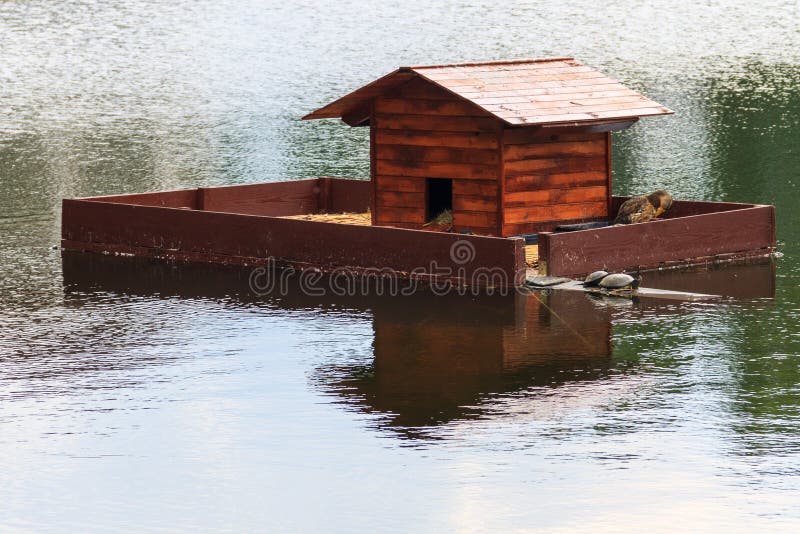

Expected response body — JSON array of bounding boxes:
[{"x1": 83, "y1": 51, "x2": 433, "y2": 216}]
[{"x1": 613, "y1": 190, "x2": 673, "y2": 224}]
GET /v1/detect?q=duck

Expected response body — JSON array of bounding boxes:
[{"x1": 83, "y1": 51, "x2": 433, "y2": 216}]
[{"x1": 613, "y1": 189, "x2": 673, "y2": 225}]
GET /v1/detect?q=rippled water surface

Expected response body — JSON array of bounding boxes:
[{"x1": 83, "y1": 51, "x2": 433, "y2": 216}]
[{"x1": 2, "y1": 1, "x2": 800, "y2": 531}]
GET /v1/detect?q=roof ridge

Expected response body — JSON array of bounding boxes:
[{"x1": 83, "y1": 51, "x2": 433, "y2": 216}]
[{"x1": 407, "y1": 57, "x2": 575, "y2": 70}]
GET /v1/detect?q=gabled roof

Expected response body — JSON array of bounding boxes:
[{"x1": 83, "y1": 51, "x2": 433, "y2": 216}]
[{"x1": 303, "y1": 57, "x2": 673, "y2": 127}]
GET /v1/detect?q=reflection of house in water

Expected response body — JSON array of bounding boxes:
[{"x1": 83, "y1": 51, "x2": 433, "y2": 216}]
[
  {"x1": 320, "y1": 290, "x2": 615, "y2": 432},
  {"x1": 62, "y1": 252, "x2": 777, "y2": 438},
  {"x1": 62, "y1": 252, "x2": 618, "y2": 434}
]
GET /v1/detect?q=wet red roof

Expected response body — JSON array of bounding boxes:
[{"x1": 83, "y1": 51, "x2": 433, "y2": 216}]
[{"x1": 303, "y1": 57, "x2": 672, "y2": 126}]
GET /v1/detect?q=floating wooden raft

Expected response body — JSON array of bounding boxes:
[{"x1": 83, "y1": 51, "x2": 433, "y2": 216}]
[{"x1": 61, "y1": 177, "x2": 775, "y2": 289}]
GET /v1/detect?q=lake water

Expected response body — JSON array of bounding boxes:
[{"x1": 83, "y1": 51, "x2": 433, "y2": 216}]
[{"x1": 2, "y1": 0, "x2": 800, "y2": 531}]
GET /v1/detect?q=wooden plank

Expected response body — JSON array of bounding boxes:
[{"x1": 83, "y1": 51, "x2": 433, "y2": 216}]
[
  {"x1": 444, "y1": 71, "x2": 608, "y2": 88},
  {"x1": 455, "y1": 211, "x2": 498, "y2": 228},
  {"x1": 375, "y1": 159, "x2": 498, "y2": 180},
  {"x1": 373, "y1": 113, "x2": 500, "y2": 133},
  {"x1": 468, "y1": 79, "x2": 639, "y2": 100},
  {"x1": 593, "y1": 107, "x2": 673, "y2": 119},
  {"x1": 317, "y1": 177, "x2": 331, "y2": 211},
  {"x1": 376, "y1": 191, "x2": 424, "y2": 208},
  {"x1": 424, "y1": 64, "x2": 598, "y2": 80},
  {"x1": 467, "y1": 75, "x2": 647, "y2": 93},
  {"x1": 499, "y1": 108, "x2": 667, "y2": 124},
  {"x1": 375, "y1": 206, "x2": 425, "y2": 223},
  {"x1": 377, "y1": 176, "x2": 426, "y2": 192},
  {"x1": 605, "y1": 132, "x2": 613, "y2": 222},
  {"x1": 453, "y1": 195, "x2": 496, "y2": 212},
  {"x1": 495, "y1": 95, "x2": 650, "y2": 111},
  {"x1": 86, "y1": 189, "x2": 199, "y2": 209},
  {"x1": 458, "y1": 86, "x2": 635, "y2": 100},
  {"x1": 413, "y1": 58, "x2": 575, "y2": 74},
  {"x1": 503, "y1": 129, "x2": 602, "y2": 145},
  {"x1": 504, "y1": 139, "x2": 606, "y2": 160},
  {"x1": 498, "y1": 130, "x2": 506, "y2": 235},
  {"x1": 505, "y1": 186, "x2": 608, "y2": 206},
  {"x1": 505, "y1": 156, "x2": 606, "y2": 175},
  {"x1": 201, "y1": 180, "x2": 319, "y2": 216},
  {"x1": 536, "y1": 279, "x2": 720, "y2": 302},
  {"x1": 505, "y1": 202, "x2": 607, "y2": 223},
  {"x1": 539, "y1": 204, "x2": 776, "y2": 277},
  {"x1": 453, "y1": 180, "x2": 498, "y2": 197},
  {"x1": 376, "y1": 144, "x2": 499, "y2": 165},
  {"x1": 370, "y1": 103, "x2": 377, "y2": 225},
  {"x1": 529, "y1": 120, "x2": 638, "y2": 136},
  {"x1": 329, "y1": 178, "x2": 371, "y2": 213},
  {"x1": 506, "y1": 171, "x2": 608, "y2": 192},
  {"x1": 374, "y1": 98, "x2": 490, "y2": 117},
  {"x1": 375, "y1": 129, "x2": 499, "y2": 150}
]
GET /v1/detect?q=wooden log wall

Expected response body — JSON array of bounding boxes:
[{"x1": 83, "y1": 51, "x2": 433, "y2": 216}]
[
  {"x1": 500, "y1": 129, "x2": 610, "y2": 236},
  {"x1": 371, "y1": 78, "x2": 502, "y2": 235}
]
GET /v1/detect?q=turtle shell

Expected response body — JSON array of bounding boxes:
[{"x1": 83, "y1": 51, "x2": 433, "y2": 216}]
[
  {"x1": 583, "y1": 270, "x2": 609, "y2": 286},
  {"x1": 598, "y1": 273, "x2": 636, "y2": 289}
]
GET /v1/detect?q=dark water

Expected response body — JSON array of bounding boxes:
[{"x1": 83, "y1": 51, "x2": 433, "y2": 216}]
[{"x1": 2, "y1": 0, "x2": 800, "y2": 530}]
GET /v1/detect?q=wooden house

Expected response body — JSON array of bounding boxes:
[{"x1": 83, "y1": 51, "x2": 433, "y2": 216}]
[{"x1": 304, "y1": 57, "x2": 673, "y2": 236}]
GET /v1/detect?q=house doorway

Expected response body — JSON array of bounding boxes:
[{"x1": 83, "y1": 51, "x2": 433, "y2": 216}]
[{"x1": 426, "y1": 178, "x2": 452, "y2": 222}]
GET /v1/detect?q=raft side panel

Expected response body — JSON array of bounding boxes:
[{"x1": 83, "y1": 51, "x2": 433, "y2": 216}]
[
  {"x1": 61, "y1": 196, "x2": 525, "y2": 288},
  {"x1": 85, "y1": 178, "x2": 371, "y2": 217},
  {"x1": 199, "y1": 179, "x2": 321, "y2": 216},
  {"x1": 327, "y1": 177, "x2": 371, "y2": 213},
  {"x1": 83, "y1": 189, "x2": 200, "y2": 209},
  {"x1": 539, "y1": 200, "x2": 775, "y2": 276}
]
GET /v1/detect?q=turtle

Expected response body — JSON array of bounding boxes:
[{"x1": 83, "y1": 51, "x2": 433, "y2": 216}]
[
  {"x1": 583, "y1": 270, "x2": 609, "y2": 287},
  {"x1": 598, "y1": 273, "x2": 639, "y2": 290}
]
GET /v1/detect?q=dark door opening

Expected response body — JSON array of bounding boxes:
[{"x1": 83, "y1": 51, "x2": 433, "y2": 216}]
[{"x1": 426, "y1": 178, "x2": 452, "y2": 221}]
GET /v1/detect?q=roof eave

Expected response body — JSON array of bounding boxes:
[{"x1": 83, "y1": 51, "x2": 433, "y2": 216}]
[{"x1": 302, "y1": 68, "x2": 413, "y2": 121}]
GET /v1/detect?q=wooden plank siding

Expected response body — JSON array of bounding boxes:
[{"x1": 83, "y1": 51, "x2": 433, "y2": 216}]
[
  {"x1": 367, "y1": 75, "x2": 617, "y2": 237},
  {"x1": 500, "y1": 130, "x2": 610, "y2": 235},
  {"x1": 372, "y1": 79, "x2": 502, "y2": 235}
]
